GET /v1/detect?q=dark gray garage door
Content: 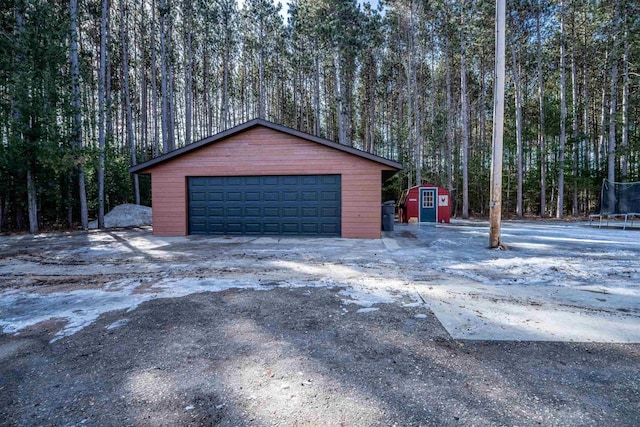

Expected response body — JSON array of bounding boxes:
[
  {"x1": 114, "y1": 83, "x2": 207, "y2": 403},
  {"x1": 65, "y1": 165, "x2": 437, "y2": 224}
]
[{"x1": 188, "y1": 175, "x2": 341, "y2": 236}]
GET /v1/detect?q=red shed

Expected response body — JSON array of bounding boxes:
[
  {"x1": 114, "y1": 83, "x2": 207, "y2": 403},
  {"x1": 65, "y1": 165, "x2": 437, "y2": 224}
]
[{"x1": 399, "y1": 185, "x2": 451, "y2": 224}]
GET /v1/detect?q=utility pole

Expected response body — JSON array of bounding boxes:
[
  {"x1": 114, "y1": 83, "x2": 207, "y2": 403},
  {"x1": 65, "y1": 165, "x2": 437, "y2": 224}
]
[{"x1": 489, "y1": 0, "x2": 506, "y2": 248}]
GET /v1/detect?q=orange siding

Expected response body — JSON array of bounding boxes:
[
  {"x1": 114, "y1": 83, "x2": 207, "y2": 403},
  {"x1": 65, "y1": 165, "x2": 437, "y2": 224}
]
[{"x1": 146, "y1": 126, "x2": 395, "y2": 238}]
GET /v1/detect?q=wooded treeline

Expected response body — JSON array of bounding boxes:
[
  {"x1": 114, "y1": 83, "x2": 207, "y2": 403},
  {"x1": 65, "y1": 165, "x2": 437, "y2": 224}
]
[{"x1": 1, "y1": 0, "x2": 639, "y2": 233}]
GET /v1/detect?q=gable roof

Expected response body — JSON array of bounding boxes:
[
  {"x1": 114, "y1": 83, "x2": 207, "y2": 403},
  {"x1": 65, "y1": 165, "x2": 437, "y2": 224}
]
[{"x1": 129, "y1": 118, "x2": 402, "y2": 174}]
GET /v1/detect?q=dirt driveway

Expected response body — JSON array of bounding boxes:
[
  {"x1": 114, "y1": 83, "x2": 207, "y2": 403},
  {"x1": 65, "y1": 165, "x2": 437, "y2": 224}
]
[{"x1": 1, "y1": 222, "x2": 639, "y2": 426}]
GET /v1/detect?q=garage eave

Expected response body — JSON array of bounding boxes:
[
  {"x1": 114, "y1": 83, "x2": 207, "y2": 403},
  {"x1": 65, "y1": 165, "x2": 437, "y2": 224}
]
[{"x1": 129, "y1": 118, "x2": 403, "y2": 174}]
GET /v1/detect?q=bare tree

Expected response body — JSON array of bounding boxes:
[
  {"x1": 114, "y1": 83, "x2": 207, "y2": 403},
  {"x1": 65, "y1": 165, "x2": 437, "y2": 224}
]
[
  {"x1": 607, "y1": 0, "x2": 621, "y2": 209},
  {"x1": 459, "y1": 0, "x2": 470, "y2": 219},
  {"x1": 511, "y1": 43, "x2": 523, "y2": 219},
  {"x1": 621, "y1": 11, "x2": 629, "y2": 182},
  {"x1": 557, "y1": 0, "x2": 566, "y2": 218},
  {"x1": 70, "y1": 0, "x2": 88, "y2": 228},
  {"x1": 536, "y1": 0, "x2": 546, "y2": 217},
  {"x1": 120, "y1": 0, "x2": 139, "y2": 204},
  {"x1": 97, "y1": 0, "x2": 108, "y2": 229}
]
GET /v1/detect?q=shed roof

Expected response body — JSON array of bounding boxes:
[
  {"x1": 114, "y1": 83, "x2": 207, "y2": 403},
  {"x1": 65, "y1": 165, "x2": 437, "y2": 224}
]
[{"x1": 129, "y1": 118, "x2": 402, "y2": 176}]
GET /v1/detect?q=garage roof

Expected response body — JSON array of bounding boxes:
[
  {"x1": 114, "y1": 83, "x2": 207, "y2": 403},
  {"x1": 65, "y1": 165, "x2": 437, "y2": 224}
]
[{"x1": 129, "y1": 118, "x2": 402, "y2": 175}]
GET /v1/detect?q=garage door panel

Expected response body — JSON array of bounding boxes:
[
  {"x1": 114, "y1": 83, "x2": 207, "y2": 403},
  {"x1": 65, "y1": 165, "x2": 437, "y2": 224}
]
[
  {"x1": 208, "y1": 191, "x2": 224, "y2": 202},
  {"x1": 321, "y1": 175, "x2": 339, "y2": 185},
  {"x1": 301, "y1": 191, "x2": 318, "y2": 201},
  {"x1": 207, "y1": 177, "x2": 225, "y2": 186},
  {"x1": 191, "y1": 191, "x2": 207, "y2": 202},
  {"x1": 282, "y1": 176, "x2": 298, "y2": 185},
  {"x1": 301, "y1": 223, "x2": 319, "y2": 234},
  {"x1": 226, "y1": 207, "x2": 242, "y2": 217},
  {"x1": 321, "y1": 207, "x2": 339, "y2": 217},
  {"x1": 263, "y1": 191, "x2": 279, "y2": 202},
  {"x1": 227, "y1": 192, "x2": 243, "y2": 202},
  {"x1": 321, "y1": 191, "x2": 339, "y2": 201},
  {"x1": 191, "y1": 207, "x2": 206, "y2": 217},
  {"x1": 188, "y1": 175, "x2": 340, "y2": 236},
  {"x1": 244, "y1": 207, "x2": 261, "y2": 217},
  {"x1": 227, "y1": 177, "x2": 243, "y2": 186},
  {"x1": 302, "y1": 176, "x2": 319, "y2": 185},
  {"x1": 282, "y1": 223, "x2": 300, "y2": 234},
  {"x1": 263, "y1": 176, "x2": 279, "y2": 185},
  {"x1": 301, "y1": 207, "x2": 318, "y2": 217},
  {"x1": 245, "y1": 192, "x2": 261, "y2": 202},
  {"x1": 282, "y1": 207, "x2": 299, "y2": 217},
  {"x1": 282, "y1": 191, "x2": 299, "y2": 202},
  {"x1": 245, "y1": 223, "x2": 262, "y2": 234},
  {"x1": 227, "y1": 222, "x2": 243, "y2": 234},
  {"x1": 263, "y1": 223, "x2": 280, "y2": 233},
  {"x1": 208, "y1": 222, "x2": 225, "y2": 234},
  {"x1": 190, "y1": 222, "x2": 206, "y2": 233},
  {"x1": 264, "y1": 207, "x2": 279, "y2": 217},
  {"x1": 321, "y1": 223, "x2": 339, "y2": 234}
]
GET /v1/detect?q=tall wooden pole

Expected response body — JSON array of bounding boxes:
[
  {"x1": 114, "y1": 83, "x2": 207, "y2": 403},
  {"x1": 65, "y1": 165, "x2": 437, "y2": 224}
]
[{"x1": 489, "y1": 0, "x2": 506, "y2": 248}]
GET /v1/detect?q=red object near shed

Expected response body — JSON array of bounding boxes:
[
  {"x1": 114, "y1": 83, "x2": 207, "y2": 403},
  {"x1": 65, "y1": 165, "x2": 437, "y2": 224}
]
[{"x1": 399, "y1": 185, "x2": 451, "y2": 224}]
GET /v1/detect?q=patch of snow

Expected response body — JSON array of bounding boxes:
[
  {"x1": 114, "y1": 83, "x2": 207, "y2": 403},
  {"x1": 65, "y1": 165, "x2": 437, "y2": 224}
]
[
  {"x1": 0, "y1": 282, "x2": 149, "y2": 342},
  {"x1": 402, "y1": 302, "x2": 422, "y2": 308},
  {"x1": 338, "y1": 287, "x2": 397, "y2": 307},
  {"x1": 88, "y1": 204, "x2": 152, "y2": 229},
  {"x1": 106, "y1": 318, "x2": 131, "y2": 330},
  {"x1": 414, "y1": 314, "x2": 428, "y2": 319},
  {"x1": 356, "y1": 307, "x2": 379, "y2": 313},
  {"x1": 0, "y1": 276, "x2": 415, "y2": 343},
  {"x1": 382, "y1": 238, "x2": 401, "y2": 251}
]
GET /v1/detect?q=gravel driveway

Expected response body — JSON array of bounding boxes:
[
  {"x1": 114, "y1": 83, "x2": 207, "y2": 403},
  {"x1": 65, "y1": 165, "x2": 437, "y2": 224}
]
[{"x1": 1, "y1": 222, "x2": 639, "y2": 426}]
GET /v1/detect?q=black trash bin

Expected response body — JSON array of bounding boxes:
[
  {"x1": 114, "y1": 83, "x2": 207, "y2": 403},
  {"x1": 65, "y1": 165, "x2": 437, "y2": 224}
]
[{"x1": 381, "y1": 200, "x2": 395, "y2": 231}]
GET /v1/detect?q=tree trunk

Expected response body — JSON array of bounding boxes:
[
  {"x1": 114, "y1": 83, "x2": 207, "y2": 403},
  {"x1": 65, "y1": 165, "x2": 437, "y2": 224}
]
[
  {"x1": 160, "y1": 0, "x2": 171, "y2": 151},
  {"x1": 621, "y1": 20, "x2": 629, "y2": 182},
  {"x1": 582, "y1": 42, "x2": 590, "y2": 209},
  {"x1": 607, "y1": 0, "x2": 620, "y2": 209},
  {"x1": 222, "y1": 14, "x2": 231, "y2": 129},
  {"x1": 184, "y1": 0, "x2": 193, "y2": 144},
  {"x1": 258, "y1": 15, "x2": 265, "y2": 119},
  {"x1": 461, "y1": 43, "x2": 469, "y2": 219},
  {"x1": 120, "y1": 0, "x2": 140, "y2": 204},
  {"x1": 368, "y1": 52, "x2": 376, "y2": 153},
  {"x1": 151, "y1": 0, "x2": 160, "y2": 156},
  {"x1": 598, "y1": 77, "x2": 607, "y2": 172},
  {"x1": 570, "y1": 8, "x2": 579, "y2": 216},
  {"x1": 537, "y1": 0, "x2": 546, "y2": 217},
  {"x1": 414, "y1": 61, "x2": 421, "y2": 187},
  {"x1": 69, "y1": 0, "x2": 88, "y2": 229},
  {"x1": 314, "y1": 47, "x2": 321, "y2": 137},
  {"x1": 97, "y1": 0, "x2": 108, "y2": 229},
  {"x1": 445, "y1": 37, "x2": 453, "y2": 195},
  {"x1": 512, "y1": 45, "x2": 523, "y2": 219},
  {"x1": 27, "y1": 168, "x2": 38, "y2": 234},
  {"x1": 334, "y1": 48, "x2": 347, "y2": 145},
  {"x1": 557, "y1": 0, "x2": 566, "y2": 219}
]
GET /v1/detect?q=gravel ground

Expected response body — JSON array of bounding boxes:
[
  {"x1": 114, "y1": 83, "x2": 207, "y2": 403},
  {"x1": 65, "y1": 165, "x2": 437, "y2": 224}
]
[
  {"x1": 2, "y1": 288, "x2": 639, "y2": 426},
  {"x1": 1, "y1": 224, "x2": 639, "y2": 426}
]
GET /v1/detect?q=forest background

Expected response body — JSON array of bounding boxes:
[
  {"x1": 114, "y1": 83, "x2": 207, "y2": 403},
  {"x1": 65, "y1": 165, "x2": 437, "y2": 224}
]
[{"x1": 0, "y1": 0, "x2": 638, "y2": 233}]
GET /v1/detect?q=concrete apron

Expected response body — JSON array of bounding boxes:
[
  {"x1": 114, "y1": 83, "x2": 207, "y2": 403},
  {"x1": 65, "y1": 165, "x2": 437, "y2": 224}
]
[
  {"x1": 2, "y1": 221, "x2": 639, "y2": 344},
  {"x1": 384, "y1": 221, "x2": 640, "y2": 343}
]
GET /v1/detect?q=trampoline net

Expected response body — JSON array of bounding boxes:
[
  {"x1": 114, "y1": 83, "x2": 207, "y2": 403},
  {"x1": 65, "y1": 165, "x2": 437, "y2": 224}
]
[{"x1": 600, "y1": 179, "x2": 640, "y2": 214}]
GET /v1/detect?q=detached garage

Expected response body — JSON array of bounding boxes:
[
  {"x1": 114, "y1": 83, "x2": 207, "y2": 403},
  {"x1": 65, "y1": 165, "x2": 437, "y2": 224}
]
[{"x1": 130, "y1": 119, "x2": 401, "y2": 238}]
